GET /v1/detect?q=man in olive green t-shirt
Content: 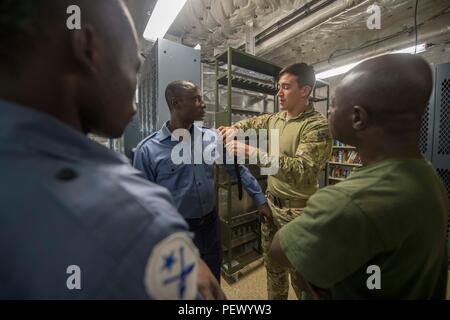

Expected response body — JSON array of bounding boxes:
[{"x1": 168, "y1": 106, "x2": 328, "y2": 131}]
[{"x1": 269, "y1": 53, "x2": 449, "y2": 299}]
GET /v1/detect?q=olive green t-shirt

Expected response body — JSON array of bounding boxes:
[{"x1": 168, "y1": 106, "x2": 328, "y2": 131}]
[{"x1": 280, "y1": 159, "x2": 448, "y2": 299}]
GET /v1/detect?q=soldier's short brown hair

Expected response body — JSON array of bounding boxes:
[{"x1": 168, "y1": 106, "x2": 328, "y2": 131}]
[{"x1": 279, "y1": 63, "x2": 316, "y2": 89}]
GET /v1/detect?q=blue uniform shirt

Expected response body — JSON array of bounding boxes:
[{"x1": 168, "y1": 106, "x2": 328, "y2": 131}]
[
  {"x1": 133, "y1": 122, "x2": 267, "y2": 219},
  {"x1": 0, "y1": 100, "x2": 199, "y2": 299}
]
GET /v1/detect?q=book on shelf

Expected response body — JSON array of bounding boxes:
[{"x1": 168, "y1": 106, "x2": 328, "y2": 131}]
[
  {"x1": 330, "y1": 149, "x2": 361, "y2": 164},
  {"x1": 347, "y1": 151, "x2": 358, "y2": 163}
]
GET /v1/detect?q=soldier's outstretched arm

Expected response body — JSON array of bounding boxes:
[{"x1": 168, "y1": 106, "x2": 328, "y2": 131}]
[
  {"x1": 233, "y1": 114, "x2": 272, "y2": 132},
  {"x1": 218, "y1": 114, "x2": 272, "y2": 144},
  {"x1": 256, "y1": 122, "x2": 332, "y2": 183}
]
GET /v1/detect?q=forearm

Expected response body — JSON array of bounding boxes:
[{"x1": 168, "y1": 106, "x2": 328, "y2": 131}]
[
  {"x1": 251, "y1": 148, "x2": 319, "y2": 183},
  {"x1": 233, "y1": 114, "x2": 270, "y2": 132}
]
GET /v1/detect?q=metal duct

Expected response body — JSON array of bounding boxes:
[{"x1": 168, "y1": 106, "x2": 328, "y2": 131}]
[{"x1": 255, "y1": 0, "x2": 368, "y2": 56}]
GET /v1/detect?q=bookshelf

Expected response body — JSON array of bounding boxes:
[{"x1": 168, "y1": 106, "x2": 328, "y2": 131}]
[{"x1": 327, "y1": 141, "x2": 362, "y2": 185}]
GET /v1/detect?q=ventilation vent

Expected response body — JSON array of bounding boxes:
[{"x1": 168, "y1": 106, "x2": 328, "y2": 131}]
[
  {"x1": 436, "y1": 169, "x2": 450, "y2": 238},
  {"x1": 437, "y1": 79, "x2": 450, "y2": 155},
  {"x1": 419, "y1": 102, "x2": 430, "y2": 155}
]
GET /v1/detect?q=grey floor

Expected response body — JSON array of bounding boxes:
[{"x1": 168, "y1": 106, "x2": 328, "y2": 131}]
[{"x1": 221, "y1": 259, "x2": 450, "y2": 300}]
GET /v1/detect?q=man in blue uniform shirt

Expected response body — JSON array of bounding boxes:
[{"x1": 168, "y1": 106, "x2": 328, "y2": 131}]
[
  {"x1": 0, "y1": 0, "x2": 224, "y2": 299},
  {"x1": 134, "y1": 80, "x2": 272, "y2": 281}
]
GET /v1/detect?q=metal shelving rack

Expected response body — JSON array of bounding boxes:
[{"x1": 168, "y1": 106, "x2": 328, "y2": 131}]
[{"x1": 214, "y1": 47, "x2": 281, "y2": 278}]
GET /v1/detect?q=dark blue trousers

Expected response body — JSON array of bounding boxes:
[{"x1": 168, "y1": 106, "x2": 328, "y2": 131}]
[{"x1": 188, "y1": 211, "x2": 222, "y2": 282}]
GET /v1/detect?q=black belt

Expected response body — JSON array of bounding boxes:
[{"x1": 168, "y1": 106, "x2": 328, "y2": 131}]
[{"x1": 186, "y1": 209, "x2": 216, "y2": 230}]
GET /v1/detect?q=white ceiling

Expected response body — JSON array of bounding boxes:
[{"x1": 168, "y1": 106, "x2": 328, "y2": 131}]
[{"x1": 126, "y1": 0, "x2": 450, "y2": 70}]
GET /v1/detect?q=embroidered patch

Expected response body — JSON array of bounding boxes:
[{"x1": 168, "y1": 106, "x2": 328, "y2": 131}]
[{"x1": 144, "y1": 232, "x2": 199, "y2": 300}]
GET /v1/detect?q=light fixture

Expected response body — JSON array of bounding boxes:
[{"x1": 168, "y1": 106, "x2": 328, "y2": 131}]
[
  {"x1": 392, "y1": 43, "x2": 427, "y2": 54},
  {"x1": 316, "y1": 43, "x2": 427, "y2": 80},
  {"x1": 143, "y1": 0, "x2": 188, "y2": 42},
  {"x1": 316, "y1": 62, "x2": 360, "y2": 80}
]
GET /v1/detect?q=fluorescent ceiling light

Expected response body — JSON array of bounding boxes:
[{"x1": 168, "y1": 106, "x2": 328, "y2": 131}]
[
  {"x1": 316, "y1": 62, "x2": 360, "y2": 80},
  {"x1": 143, "y1": 0, "x2": 187, "y2": 42},
  {"x1": 316, "y1": 43, "x2": 426, "y2": 80},
  {"x1": 392, "y1": 43, "x2": 427, "y2": 54}
]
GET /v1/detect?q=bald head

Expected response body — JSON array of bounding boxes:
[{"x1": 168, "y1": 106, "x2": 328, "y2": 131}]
[
  {"x1": 164, "y1": 80, "x2": 206, "y2": 125},
  {"x1": 329, "y1": 54, "x2": 433, "y2": 149},
  {"x1": 338, "y1": 54, "x2": 432, "y2": 127},
  {"x1": 165, "y1": 81, "x2": 198, "y2": 109}
]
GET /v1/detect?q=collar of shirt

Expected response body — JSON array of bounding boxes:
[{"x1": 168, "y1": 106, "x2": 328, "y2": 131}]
[
  {"x1": 277, "y1": 102, "x2": 315, "y2": 121},
  {"x1": 155, "y1": 121, "x2": 203, "y2": 143},
  {"x1": 0, "y1": 99, "x2": 134, "y2": 171}
]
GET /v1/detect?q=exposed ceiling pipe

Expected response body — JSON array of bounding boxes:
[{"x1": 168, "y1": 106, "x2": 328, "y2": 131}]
[
  {"x1": 221, "y1": 0, "x2": 234, "y2": 16},
  {"x1": 255, "y1": 0, "x2": 368, "y2": 56},
  {"x1": 209, "y1": 0, "x2": 227, "y2": 25},
  {"x1": 313, "y1": 22, "x2": 450, "y2": 72}
]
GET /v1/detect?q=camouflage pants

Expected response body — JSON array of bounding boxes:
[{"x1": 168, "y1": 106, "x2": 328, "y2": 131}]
[{"x1": 261, "y1": 199, "x2": 305, "y2": 300}]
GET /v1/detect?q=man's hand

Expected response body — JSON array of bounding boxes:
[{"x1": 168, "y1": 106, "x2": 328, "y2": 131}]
[
  {"x1": 218, "y1": 126, "x2": 238, "y2": 144},
  {"x1": 257, "y1": 203, "x2": 274, "y2": 226},
  {"x1": 197, "y1": 258, "x2": 227, "y2": 300},
  {"x1": 225, "y1": 139, "x2": 256, "y2": 158}
]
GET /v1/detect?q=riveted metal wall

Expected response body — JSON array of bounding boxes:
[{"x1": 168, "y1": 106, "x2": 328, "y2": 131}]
[
  {"x1": 419, "y1": 66, "x2": 435, "y2": 161},
  {"x1": 433, "y1": 63, "x2": 450, "y2": 254}
]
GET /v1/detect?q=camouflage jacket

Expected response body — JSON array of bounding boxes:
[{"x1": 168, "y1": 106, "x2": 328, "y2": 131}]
[{"x1": 234, "y1": 103, "x2": 332, "y2": 201}]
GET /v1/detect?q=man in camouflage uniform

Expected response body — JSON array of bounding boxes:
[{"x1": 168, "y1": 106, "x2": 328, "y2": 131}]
[{"x1": 219, "y1": 63, "x2": 332, "y2": 300}]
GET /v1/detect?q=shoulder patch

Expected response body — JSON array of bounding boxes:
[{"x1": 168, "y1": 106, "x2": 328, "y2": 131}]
[
  {"x1": 144, "y1": 232, "x2": 199, "y2": 300},
  {"x1": 316, "y1": 129, "x2": 331, "y2": 140}
]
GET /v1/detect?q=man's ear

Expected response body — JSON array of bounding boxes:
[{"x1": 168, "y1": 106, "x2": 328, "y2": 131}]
[
  {"x1": 300, "y1": 85, "x2": 312, "y2": 98},
  {"x1": 352, "y1": 105, "x2": 368, "y2": 130},
  {"x1": 70, "y1": 25, "x2": 103, "y2": 74},
  {"x1": 170, "y1": 97, "x2": 177, "y2": 109}
]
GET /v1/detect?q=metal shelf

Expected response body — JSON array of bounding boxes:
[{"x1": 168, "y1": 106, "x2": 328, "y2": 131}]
[
  {"x1": 231, "y1": 107, "x2": 263, "y2": 116},
  {"x1": 216, "y1": 47, "x2": 282, "y2": 77},
  {"x1": 333, "y1": 146, "x2": 357, "y2": 149},
  {"x1": 215, "y1": 47, "x2": 280, "y2": 277},
  {"x1": 222, "y1": 248, "x2": 262, "y2": 275},
  {"x1": 222, "y1": 211, "x2": 258, "y2": 228},
  {"x1": 217, "y1": 74, "x2": 277, "y2": 95},
  {"x1": 310, "y1": 97, "x2": 328, "y2": 103},
  {"x1": 328, "y1": 176, "x2": 346, "y2": 181},
  {"x1": 329, "y1": 162, "x2": 362, "y2": 167},
  {"x1": 224, "y1": 233, "x2": 259, "y2": 250}
]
